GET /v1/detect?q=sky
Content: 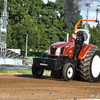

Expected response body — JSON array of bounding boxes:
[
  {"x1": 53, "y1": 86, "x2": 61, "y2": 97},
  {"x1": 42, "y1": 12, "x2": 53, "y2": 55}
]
[{"x1": 43, "y1": 0, "x2": 100, "y2": 27}]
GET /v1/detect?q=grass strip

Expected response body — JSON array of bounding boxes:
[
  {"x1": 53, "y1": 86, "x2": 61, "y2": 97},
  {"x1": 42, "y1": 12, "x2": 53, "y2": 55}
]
[
  {"x1": 0, "y1": 69, "x2": 32, "y2": 73},
  {"x1": 0, "y1": 69, "x2": 51, "y2": 74}
]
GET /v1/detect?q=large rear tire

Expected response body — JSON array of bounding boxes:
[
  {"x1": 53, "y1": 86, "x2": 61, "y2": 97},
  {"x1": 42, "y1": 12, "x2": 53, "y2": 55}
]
[
  {"x1": 32, "y1": 64, "x2": 44, "y2": 78},
  {"x1": 79, "y1": 48, "x2": 100, "y2": 82},
  {"x1": 62, "y1": 63, "x2": 75, "y2": 81}
]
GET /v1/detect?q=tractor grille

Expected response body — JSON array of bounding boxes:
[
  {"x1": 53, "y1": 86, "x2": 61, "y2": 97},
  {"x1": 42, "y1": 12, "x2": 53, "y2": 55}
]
[
  {"x1": 61, "y1": 47, "x2": 64, "y2": 54},
  {"x1": 50, "y1": 47, "x2": 64, "y2": 55},
  {"x1": 51, "y1": 48, "x2": 57, "y2": 54}
]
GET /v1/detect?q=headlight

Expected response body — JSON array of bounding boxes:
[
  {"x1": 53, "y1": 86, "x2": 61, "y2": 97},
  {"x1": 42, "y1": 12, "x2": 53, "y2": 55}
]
[
  {"x1": 56, "y1": 47, "x2": 61, "y2": 56},
  {"x1": 48, "y1": 47, "x2": 50, "y2": 54}
]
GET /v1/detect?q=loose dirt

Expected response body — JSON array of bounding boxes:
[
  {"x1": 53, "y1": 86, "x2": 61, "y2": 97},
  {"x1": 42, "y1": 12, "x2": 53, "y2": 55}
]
[{"x1": 0, "y1": 73, "x2": 100, "y2": 100}]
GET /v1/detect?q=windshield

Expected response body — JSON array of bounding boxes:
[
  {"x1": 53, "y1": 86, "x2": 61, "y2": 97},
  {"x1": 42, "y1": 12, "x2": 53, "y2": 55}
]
[{"x1": 83, "y1": 31, "x2": 88, "y2": 41}]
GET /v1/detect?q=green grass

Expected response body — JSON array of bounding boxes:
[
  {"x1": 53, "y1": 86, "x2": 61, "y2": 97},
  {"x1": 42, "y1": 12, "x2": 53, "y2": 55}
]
[
  {"x1": 20, "y1": 56, "x2": 36, "y2": 60},
  {"x1": 44, "y1": 70, "x2": 51, "y2": 74},
  {"x1": 0, "y1": 69, "x2": 32, "y2": 73},
  {"x1": 0, "y1": 69, "x2": 51, "y2": 74}
]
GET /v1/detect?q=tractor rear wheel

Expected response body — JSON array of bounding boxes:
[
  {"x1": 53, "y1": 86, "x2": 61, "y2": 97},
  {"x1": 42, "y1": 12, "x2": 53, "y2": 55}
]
[
  {"x1": 32, "y1": 64, "x2": 44, "y2": 78},
  {"x1": 79, "y1": 48, "x2": 100, "y2": 82},
  {"x1": 62, "y1": 63, "x2": 75, "y2": 81}
]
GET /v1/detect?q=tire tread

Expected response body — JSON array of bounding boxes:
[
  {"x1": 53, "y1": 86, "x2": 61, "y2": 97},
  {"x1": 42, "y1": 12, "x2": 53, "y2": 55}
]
[{"x1": 79, "y1": 48, "x2": 99, "y2": 82}]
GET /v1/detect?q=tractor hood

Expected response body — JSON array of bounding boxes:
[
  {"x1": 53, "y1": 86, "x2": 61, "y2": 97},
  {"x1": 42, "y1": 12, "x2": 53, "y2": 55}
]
[
  {"x1": 48, "y1": 38, "x2": 74, "y2": 56},
  {"x1": 50, "y1": 42, "x2": 67, "y2": 48}
]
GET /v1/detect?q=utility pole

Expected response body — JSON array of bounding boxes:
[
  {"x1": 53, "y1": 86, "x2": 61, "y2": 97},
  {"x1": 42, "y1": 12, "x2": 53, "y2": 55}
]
[
  {"x1": 85, "y1": 3, "x2": 92, "y2": 31},
  {"x1": 25, "y1": 31, "x2": 29, "y2": 57},
  {"x1": 96, "y1": 5, "x2": 100, "y2": 29},
  {"x1": 96, "y1": 5, "x2": 100, "y2": 21}
]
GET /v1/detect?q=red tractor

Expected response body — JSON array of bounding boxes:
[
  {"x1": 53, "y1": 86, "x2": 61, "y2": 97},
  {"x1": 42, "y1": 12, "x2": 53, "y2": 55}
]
[{"x1": 32, "y1": 19, "x2": 100, "y2": 82}]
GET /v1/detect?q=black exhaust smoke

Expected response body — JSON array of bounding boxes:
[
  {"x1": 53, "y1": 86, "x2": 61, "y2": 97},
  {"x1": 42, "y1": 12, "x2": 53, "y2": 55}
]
[
  {"x1": 65, "y1": 0, "x2": 100, "y2": 33},
  {"x1": 65, "y1": 0, "x2": 79, "y2": 33}
]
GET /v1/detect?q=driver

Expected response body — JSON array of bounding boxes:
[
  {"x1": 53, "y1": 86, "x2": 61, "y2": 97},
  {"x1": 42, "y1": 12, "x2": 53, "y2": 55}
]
[{"x1": 72, "y1": 32, "x2": 83, "y2": 60}]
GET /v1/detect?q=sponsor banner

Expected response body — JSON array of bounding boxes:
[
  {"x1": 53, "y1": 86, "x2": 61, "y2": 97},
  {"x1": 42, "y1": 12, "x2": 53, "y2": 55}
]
[
  {"x1": 0, "y1": 58, "x2": 5, "y2": 64},
  {"x1": 22, "y1": 60, "x2": 33, "y2": 66},
  {"x1": 0, "y1": 58, "x2": 21, "y2": 65},
  {"x1": 0, "y1": 58, "x2": 32, "y2": 66},
  {"x1": 5, "y1": 59, "x2": 14, "y2": 65},
  {"x1": 13, "y1": 59, "x2": 20, "y2": 65},
  {"x1": 19, "y1": 60, "x2": 22, "y2": 65}
]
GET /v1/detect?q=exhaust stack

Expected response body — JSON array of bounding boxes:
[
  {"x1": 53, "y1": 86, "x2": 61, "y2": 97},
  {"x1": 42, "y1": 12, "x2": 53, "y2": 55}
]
[{"x1": 67, "y1": 33, "x2": 69, "y2": 42}]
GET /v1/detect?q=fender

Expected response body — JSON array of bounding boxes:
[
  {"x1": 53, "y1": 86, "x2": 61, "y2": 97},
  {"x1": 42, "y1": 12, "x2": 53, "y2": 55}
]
[{"x1": 78, "y1": 44, "x2": 98, "y2": 60}]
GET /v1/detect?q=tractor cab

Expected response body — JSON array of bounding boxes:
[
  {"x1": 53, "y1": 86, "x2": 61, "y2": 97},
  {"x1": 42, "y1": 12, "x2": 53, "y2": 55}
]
[{"x1": 75, "y1": 29, "x2": 90, "y2": 45}]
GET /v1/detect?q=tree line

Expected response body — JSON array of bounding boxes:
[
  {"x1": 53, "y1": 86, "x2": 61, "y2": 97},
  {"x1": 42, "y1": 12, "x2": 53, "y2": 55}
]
[{"x1": 0, "y1": 0, "x2": 100, "y2": 54}]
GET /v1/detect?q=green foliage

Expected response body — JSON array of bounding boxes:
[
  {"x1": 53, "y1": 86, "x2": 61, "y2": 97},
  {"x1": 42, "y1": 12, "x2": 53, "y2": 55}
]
[
  {"x1": 21, "y1": 56, "x2": 37, "y2": 60},
  {"x1": 1, "y1": 0, "x2": 100, "y2": 56},
  {"x1": 89, "y1": 26, "x2": 100, "y2": 49},
  {"x1": 6, "y1": 0, "x2": 68, "y2": 53}
]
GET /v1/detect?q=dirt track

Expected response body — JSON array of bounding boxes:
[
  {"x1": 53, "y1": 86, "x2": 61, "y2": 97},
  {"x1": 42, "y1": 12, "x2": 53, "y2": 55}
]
[{"x1": 0, "y1": 73, "x2": 100, "y2": 100}]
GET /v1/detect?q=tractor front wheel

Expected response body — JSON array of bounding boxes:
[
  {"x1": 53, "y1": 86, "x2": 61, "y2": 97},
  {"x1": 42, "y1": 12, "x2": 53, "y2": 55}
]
[
  {"x1": 32, "y1": 64, "x2": 44, "y2": 78},
  {"x1": 62, "y1": 63, "x2": 75, "y2": 81},
  {"x1": 79, "y1": 48, "x2": 100, "y2": 82}
]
